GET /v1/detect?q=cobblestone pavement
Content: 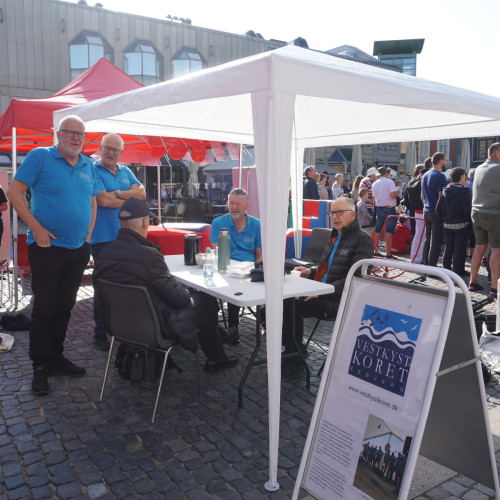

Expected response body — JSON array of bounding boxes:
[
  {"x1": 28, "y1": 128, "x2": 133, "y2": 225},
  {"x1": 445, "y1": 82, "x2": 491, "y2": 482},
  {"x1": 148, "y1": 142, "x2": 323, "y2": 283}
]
[{"x1": 1, "y1": 253, "x2": 499, "y2": 499}]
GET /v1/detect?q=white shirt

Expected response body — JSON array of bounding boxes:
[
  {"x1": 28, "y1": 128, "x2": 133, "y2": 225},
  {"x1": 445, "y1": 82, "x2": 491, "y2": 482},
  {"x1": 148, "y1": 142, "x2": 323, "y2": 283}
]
[
  {"x1": 372, "y1": 176, "x2": 397, "y2": 207},
  {"x1": 332, "y1": 183, "x2": 343, "y2": 200}
]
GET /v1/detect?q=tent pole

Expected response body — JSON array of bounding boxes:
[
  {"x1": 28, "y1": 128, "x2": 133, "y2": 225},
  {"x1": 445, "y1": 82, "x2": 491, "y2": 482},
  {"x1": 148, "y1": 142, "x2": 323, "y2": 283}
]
[
  {"x1": 157, "y1": 164, "x2": 161, "y2": 221},
  {"x1": 238, "y1": 144, "x2": 243, "y2": 187},
  {"x1": 11, "y1": 127, "x2": 18, "y2": 309}
]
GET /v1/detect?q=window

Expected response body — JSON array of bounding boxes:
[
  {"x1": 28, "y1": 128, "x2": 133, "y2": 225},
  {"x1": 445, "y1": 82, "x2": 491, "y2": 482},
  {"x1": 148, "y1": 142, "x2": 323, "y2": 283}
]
[
  {"x1": 417, "y1": 141, "x2": 430, "y2": 163},
  {"x1": 70, "y1": 32, "x2": 112, "y2": 79},
  {"x1": 172, "y1": 48, "x2": 204, "y2": 78},
  {"x1": 474, "y1": 137, "x2": 496, "y2": 162},
  {"x1": 379, "y1": 55, "x2": 416, "y2": 75},
  {"x1": 124, "y1": 41, "x2": 161, "y2": 85},
  {"x1": 437, "y1": 140, "x2": 450, "y2": 165}
]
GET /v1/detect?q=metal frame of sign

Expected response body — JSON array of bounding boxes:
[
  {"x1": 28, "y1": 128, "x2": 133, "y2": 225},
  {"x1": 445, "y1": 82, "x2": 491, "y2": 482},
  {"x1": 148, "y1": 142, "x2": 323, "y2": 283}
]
[{"x1": 293, "y1": 259, "x2": 500, "y2": 500}]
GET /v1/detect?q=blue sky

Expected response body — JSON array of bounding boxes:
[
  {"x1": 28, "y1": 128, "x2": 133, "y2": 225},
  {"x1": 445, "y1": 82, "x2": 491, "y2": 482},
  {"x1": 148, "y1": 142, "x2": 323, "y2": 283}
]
[{"x1": 79, "y1": 0, "x2": 500, "y2": 97}]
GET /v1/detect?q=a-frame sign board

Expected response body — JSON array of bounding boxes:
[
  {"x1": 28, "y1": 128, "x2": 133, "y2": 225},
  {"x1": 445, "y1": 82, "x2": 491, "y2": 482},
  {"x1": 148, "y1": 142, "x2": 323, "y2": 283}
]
[{"x1": 293, "y1": 260, "x2": 500, "y2": 500}]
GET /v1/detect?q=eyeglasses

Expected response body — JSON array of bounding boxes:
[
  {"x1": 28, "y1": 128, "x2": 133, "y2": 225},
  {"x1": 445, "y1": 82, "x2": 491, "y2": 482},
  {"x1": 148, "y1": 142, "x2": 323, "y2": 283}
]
[
  {"x1": 101, "y1": 145, "x2": 123, "y2": 154},
  {"x1": 60, "y1": 129, "x2": 85, "y2": 138},
  {"x1": 330, "y1": 209, "x2": 354, "y2": 217}
]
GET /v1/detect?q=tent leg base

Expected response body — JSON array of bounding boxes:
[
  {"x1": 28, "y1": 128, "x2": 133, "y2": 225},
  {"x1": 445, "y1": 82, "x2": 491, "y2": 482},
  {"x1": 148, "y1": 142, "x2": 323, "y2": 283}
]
[{"x1": 264, "y1": 480, "x2": 280, "y2": 491}]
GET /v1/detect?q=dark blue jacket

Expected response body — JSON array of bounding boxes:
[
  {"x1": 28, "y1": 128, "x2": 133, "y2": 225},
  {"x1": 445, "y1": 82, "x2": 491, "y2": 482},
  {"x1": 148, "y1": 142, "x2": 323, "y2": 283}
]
[{"x1": 435, "y1": 183, "x2": 472, "y2": 226}]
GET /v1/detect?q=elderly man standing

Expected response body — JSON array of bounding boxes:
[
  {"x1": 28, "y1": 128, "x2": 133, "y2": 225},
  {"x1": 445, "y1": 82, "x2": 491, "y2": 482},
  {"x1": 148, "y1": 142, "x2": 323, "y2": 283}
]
[
  {"x1": 372, "y1": 166, "x2": 398, "y2": 258},
  {"x1": 303, "y1": 165, "x2": 319, "y2": 200},
  {"x1": 210, "y1": 187, "x2": 262, "y2": 344},
  {"x1": 469, "y1": 143, "x2": 500, "y2": 298},
  {"x1": 91, "y1": 133, "x2": 146, "y2": 351},
  {"x1": 7, "y1": 115, "x2": 98, "y2": 396},
  {"x1": 282, "y1": 196, "x2": 374, "y2": 378}
]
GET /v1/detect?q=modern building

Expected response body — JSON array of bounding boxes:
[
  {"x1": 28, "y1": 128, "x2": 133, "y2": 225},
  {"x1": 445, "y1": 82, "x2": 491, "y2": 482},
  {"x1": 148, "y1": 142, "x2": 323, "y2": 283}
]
[{"x1": 373, "y1": 38, "x2": 425, "y2": 76}]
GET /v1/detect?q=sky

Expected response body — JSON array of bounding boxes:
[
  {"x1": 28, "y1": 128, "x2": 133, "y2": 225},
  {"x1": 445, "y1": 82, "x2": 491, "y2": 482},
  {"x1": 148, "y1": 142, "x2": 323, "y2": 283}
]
[{"x1": 75, "y1": 0, "x2": 499, "y2": 97}]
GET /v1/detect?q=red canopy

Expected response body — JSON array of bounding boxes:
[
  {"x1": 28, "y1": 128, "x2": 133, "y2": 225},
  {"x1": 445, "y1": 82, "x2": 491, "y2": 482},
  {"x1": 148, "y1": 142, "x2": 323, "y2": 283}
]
[{"x1": 0, "y1": 58, "x2": 216, "y2": 165}]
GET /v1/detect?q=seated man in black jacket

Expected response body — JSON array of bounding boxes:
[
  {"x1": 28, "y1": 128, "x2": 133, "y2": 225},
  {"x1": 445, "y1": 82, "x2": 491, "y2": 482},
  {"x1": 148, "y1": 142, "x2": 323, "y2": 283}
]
[
  {"x1": 93, "y1": 198, "x2": 238, "y2": 373},
  {"x1": 282, "y1": 197, "x2": 374, "y2": 377}
]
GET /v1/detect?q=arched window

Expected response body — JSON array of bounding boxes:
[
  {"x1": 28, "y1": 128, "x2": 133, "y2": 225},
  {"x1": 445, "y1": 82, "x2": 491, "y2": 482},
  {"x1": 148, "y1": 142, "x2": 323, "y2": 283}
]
[
  {"x1": 124, "y1": 40, "x2": 162, "y2": 85},
  {"x1": 70, "y1": 31, "x2": 112, "y2": 79},
  {"x1": 172, "y1": 48, "x2": 204, "y2": 78}
]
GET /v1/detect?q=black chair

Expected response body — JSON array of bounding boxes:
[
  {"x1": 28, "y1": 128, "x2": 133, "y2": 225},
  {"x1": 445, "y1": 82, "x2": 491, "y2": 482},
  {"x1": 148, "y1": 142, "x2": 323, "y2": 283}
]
[
  {"x1": 285, "y1": 227, "x2": 332, "y2": 268},
  {"x1": 97, "y1": 279, "x2": 200, "y2": 423}
]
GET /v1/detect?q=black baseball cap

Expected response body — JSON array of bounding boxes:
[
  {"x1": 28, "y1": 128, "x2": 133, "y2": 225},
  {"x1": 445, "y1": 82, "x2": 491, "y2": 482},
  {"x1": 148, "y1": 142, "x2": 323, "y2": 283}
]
[{"x1": 118, "y1": 198, "x2": 158, "y2": 221}]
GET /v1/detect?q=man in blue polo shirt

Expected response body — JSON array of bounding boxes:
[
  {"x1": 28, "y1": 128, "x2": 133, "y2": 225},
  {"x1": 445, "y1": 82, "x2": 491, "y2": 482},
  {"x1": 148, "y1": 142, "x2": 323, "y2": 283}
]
[
  {"x1": 7, "y1": 115, "x2": 99, "y2": 396},
  {"x1": 210, "y1": 188, "x2": 262, "y2": 344},
  {"x1": 91, "y1": 133, "x2": 146, "y2": 351}
]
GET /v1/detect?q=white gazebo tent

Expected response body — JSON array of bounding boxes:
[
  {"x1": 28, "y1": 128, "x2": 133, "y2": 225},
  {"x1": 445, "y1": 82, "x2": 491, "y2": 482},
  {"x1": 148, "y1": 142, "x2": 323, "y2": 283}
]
[{"x1": 54, "y1": 45, "x2": 500, "y2": 490}]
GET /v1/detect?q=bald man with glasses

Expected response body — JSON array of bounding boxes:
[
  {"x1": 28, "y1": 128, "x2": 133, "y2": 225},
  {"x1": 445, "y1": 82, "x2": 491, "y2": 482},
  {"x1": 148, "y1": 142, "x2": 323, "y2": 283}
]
[
  {"x1": 90, "y1": 133, "x2": 146, "y2": 351},
  {"x1": 282, "y1": 197, "x2": 374, "y2": 378}
]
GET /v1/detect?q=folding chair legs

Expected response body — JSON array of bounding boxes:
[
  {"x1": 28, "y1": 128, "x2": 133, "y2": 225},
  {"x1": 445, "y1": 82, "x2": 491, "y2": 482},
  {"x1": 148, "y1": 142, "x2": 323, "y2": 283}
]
[
  {"x1": 100, "y1": 337, "x2": 116, "y2": 401},
  {"x1": 152, "y1": 346, "x2": 175, "y2": 423}
]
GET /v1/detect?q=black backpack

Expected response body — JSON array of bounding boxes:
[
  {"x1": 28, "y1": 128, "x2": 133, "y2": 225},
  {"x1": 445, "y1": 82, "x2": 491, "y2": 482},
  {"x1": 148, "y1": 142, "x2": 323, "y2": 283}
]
[
  {"x1": 403, "y1": 178, "x2": 424, "y2": 211},
  {"x1": 115, "y1": 343, "x2": 181, "y2": 382}
]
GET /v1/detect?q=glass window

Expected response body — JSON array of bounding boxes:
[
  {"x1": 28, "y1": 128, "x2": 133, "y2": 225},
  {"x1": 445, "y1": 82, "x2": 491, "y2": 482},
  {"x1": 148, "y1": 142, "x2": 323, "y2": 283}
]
[
  {"x1": 474, "y1": 137, "x2": 496, "y2": 162},
  {"x1": 124, "y1": 41, "x2": 162, "y2": 85},
  {"x1": 69, "y1": 32, "x2": 112, "y2": 80},
  {"x1": 172, "y1": 48, "x2": 205, "y2": 78}
]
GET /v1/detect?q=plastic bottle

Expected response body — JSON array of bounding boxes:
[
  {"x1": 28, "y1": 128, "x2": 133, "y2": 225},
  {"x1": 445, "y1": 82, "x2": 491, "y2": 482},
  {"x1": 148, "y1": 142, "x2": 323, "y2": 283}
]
[
  {"x1": 203, "y1": 247, "x2": 214, "y2": 283},
  {"x1": 217, "y1": 228, "x2": 231, "y2": 272}
]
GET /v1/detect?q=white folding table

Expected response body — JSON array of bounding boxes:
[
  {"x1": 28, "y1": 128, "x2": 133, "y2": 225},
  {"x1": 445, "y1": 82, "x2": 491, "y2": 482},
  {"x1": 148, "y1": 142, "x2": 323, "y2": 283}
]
[{"x1": 165, "y1": 255, "x2": 334, "y2": 406}]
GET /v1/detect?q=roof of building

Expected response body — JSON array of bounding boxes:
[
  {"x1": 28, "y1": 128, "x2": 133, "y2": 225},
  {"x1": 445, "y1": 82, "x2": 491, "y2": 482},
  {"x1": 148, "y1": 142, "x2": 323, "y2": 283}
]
[
  {"x1": 326, "y1": 45, "x2": 402, "y2": 72},
  {"x1": 373, "y1": 39, "x2": 425, "y2": 56}
]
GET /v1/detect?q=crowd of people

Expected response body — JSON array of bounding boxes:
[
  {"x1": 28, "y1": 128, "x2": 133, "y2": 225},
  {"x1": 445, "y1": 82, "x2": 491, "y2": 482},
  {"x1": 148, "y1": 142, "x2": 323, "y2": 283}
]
[{"x1": 303, "y1": 145, "x2": 500, "y2": 301}]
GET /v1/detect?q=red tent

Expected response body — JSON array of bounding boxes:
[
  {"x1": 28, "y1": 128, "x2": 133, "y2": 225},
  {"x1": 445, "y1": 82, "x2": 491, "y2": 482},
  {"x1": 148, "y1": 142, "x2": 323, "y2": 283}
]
[{"x1": 0, "y1": 58, "x2": 214, "y2": 164}]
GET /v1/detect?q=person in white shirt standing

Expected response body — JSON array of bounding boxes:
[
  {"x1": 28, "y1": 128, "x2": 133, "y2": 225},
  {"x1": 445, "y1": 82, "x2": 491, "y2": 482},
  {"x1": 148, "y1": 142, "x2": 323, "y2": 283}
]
[
  {"x1": 372, "y1": 166, "x2": 398, "y2": 258},
  {"x1": 331, "y1": 173, "x2": 344, "y2": 200}
]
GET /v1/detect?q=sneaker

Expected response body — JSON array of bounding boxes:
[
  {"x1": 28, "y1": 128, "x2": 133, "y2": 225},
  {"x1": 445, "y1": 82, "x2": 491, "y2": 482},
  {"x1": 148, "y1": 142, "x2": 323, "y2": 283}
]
[
  {"x1": 48, "y1": 357, "x2": 86, "y2": 378},
  {"x1": 93, "y1": 334, "x2": 110, "y2": 352},
  {"x1": 204, "y1": 356, "x2": 239, "y2": 373},
  {"x1": 32, "y1": 366, "x2": 50, "y2": 396},
  {"x1": 222, "y1": 325, "x2": 240, "y2": 345}
]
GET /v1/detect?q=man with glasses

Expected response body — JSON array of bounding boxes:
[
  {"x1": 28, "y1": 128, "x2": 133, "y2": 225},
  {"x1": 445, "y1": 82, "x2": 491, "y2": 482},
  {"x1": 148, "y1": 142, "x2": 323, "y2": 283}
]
[
  {"x1": 7, "y1": 115, "x2": 99, "y2": 395},
  {"x1": 282, "y1": 197, "x2": 373, "y2": 378},
  {"x1": 303, "y1": 165, "x2": 320, "y2": 200},
  {"x1": 91, "y1": 133, "x2": 146, "y2": 351}
]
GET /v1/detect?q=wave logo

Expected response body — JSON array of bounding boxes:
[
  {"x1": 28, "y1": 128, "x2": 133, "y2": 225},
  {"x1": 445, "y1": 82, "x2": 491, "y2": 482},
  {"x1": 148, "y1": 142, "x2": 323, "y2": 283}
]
[{"x1": 348, "y1": 305, "x2": 421, "y2": 397}]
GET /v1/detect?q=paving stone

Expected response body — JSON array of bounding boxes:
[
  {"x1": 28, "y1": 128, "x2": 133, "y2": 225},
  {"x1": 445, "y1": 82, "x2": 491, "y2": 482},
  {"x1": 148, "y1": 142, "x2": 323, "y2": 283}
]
[
  {"x1": 426, "y1": 487, "x2": 457, "y2": 500},
  {"x1": 56, "y1": 482, "x2": 84, "y2": 499},
  {"x1": 5, "y1": 475, "x2": 27, "y2": 490},
  {"x1": 87, "y1": 482, "x2": 108, "y2": 499},
  {"x1": 30, "y1": 485, "x2": 54, "y2": 500},
  {"x1": 463, "y1": 489, "x2": 491, "y2": 500},
  {"x1": 3, "y1": 463, "x2": 23, "y2": 477},
  {"x1": 441, "y1": 480, "x2": 469, "y2": 496},
  {"x1": 7, "y1": 485, "x2": 31, "y2": 499}
]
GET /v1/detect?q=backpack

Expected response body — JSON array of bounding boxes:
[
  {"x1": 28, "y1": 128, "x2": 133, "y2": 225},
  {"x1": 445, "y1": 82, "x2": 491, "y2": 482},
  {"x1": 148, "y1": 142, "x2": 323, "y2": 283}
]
[
  {"x1": 115, "y1": 343, "x2": 180, "y2": 382},
  {"x1": 402, "y1": 178, "x2": 423, "y2": 211}
]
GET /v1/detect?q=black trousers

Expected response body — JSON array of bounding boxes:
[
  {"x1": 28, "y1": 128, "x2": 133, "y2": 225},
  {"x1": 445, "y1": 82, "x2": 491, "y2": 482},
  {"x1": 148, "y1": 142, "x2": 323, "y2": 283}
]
[
  {"x1": 191, "y1": 291, "x2": 227, "y2": 361},
  {"x1": 443, "y1": 227, "x2": 469, "y2": 274},
  {"x1": 91, "y1": 242, "x2": 111, "y2": 337},
  {"x1": 423, "y1": 212, "x2": 443, "y2": 266},
  {"x1": 282, "y1": 296, "x2": 338, "y2": 352},
  {"x1": 28, "y1": 242, "x2": 90, "y2": 366}
]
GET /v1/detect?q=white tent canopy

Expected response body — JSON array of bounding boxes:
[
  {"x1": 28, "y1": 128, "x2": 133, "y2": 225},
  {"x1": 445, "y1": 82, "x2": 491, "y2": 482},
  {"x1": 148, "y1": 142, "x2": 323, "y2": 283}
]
[{"x1": 54, "y1": 45, "x2": 500, "y2": 491}]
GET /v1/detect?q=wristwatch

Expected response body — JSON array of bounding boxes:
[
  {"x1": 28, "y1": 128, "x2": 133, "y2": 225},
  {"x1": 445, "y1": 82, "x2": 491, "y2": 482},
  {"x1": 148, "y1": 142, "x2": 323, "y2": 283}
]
[{"x1": 115, "y1": 190, "x2": 122, "y2": 199}]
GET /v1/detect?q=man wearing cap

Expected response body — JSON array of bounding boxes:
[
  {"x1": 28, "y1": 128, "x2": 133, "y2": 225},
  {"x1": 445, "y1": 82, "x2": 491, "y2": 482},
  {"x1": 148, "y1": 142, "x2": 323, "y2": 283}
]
[
  {"x1": 372, "y1": 166, "x2": 398, "y2": 258},
  {"x1": 7, "y1": 115, "x2": 98, "y2": 396},
  {"x1": 303, "y1": 166, "x2": 319, "y2": 200},
  {"x1": 360, "y1": 167, "x2": 379, "y2": 220},
  {"x1": 91, "y1": 133, "x2": 146, "y2": 351},
  {"x1": 93, "y1": 198, "x2": 238, "y2": 373}
]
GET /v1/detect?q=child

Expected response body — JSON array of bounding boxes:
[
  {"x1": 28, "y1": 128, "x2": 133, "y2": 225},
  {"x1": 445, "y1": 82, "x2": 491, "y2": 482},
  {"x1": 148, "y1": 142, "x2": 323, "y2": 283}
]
[
  {"x1": 391, "y1": 217, "x2": 412, "y2": 255},
  {"x1": 357, "y1": 188, "x2": 372, "y2": 234}
]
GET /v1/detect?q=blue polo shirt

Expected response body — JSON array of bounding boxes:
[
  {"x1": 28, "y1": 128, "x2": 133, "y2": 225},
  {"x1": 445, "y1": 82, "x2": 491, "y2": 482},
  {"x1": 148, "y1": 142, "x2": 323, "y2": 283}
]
[
  {"x1": 91, "y1": 162, "x2": 141, "y2": 244},
  {"x1": 210, "y1": 213, "x2": 261, "y2": 262},
  {"x1": 15, "y1": 146, "x2": 98, "y2": 249}
]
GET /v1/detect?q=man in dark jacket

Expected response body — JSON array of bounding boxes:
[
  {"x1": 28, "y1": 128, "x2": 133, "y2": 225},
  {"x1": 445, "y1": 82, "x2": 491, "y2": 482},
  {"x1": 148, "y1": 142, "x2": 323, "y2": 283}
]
[
  {"x1": 303, "y1": 165, "x2": 320, "y2": 200},
  {"x1": 93, "y1": 198, "x2": 238, "y2": 373},
  {"x1": 282, "y1": 197, "x2": 374, "y2": 376}
]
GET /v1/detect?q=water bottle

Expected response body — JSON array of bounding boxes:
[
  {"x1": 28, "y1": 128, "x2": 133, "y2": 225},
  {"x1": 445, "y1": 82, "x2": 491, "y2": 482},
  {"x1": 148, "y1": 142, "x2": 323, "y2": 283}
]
[
  {"x1": 218, "y1": 228, "x2": 231, "y2": 272},
  {"x1": 203, "y1": 248, "x2": 214, "y2": 283}
]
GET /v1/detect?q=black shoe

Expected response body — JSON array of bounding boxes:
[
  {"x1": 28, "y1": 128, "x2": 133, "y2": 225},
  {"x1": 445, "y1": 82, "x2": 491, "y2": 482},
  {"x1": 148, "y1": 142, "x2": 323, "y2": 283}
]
[
  {"x1": 458, "y1": 270, "x2": 470, "y2": 277},
  {"x1": 93, "y1": 334, "x2": 110, "y2": 352},
  {"x1": 281, "y1": 360, "x2": 305, "y2": 380},
  {"x1": 221, "y1": 325, "x2": 240, "y2": 345},
  {"x1": 204, "y1": 356, "x2": 239, "y2": 373},
  {"x1": 32, "y1": 366, "x2": 50, "y2": 396},
  {"x1": 386, "y1": 254, "x2": 398, "y2": 259},
  {"x1": 469, "y1": 282, "x2": 484, "y2": 291},
  {"x1": 48, "y1": 357, "x2": 86, "y2": 378}
]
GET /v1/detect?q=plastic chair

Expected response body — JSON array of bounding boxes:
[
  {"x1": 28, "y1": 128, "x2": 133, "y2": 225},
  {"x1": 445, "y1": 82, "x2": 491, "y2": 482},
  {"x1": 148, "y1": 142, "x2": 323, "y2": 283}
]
[
  {"x1": 97, "y1": 279, "x2": 200, "y2": 423},
  {"x1": 166, "y1": 201, "x2": 186, "y2": 222},
  {"x1": 285, "y1": 227, "x2": 332, "y2": 268},
  {"x1": 160, "y1": 202, "x2": 170, "y2": 223}
]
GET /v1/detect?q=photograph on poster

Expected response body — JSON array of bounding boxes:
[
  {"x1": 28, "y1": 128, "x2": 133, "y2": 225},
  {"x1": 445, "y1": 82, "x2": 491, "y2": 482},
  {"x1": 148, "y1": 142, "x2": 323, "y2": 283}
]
[{"x1": 353, "y1": 414, "x2": 412, "y2": 499}]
